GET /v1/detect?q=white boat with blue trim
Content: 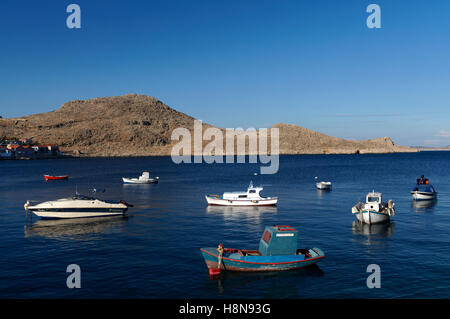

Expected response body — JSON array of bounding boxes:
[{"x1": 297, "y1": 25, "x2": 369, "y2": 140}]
[
  {"x1": 352, "y1": 191, "x2": 395, "y2": 224},
  {"x1": 205, "y1": 182, "x2": 278, "y2": 206}
]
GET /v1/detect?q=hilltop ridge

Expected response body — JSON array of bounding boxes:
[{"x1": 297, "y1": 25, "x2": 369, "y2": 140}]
[{"x1": 0, "y1": 94, "x2": 417, "y2": 156}]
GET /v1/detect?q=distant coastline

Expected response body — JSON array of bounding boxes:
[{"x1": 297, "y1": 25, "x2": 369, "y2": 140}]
[
  {"x1": 4, "y1": 150, "x2": 448, "y2": 161},
  {"x1": 411, "y1": 145, "x2": 450, "y2": 151},
  {"x1": 414, "y1": 147, "x2": 450, "y2": 151}
]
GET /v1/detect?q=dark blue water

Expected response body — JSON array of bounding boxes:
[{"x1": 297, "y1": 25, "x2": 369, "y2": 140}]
[{"x1": 1, "y1": 152, "x2": 449, "y2": 298}]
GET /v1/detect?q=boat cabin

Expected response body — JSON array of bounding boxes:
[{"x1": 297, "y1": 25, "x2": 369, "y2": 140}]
[
  {"x1": 222, "y1": 181, "x2": 264, "y2": 200},
  {"x1": 364, "y1": 191, "x2": 382, "y2": 211},
  {"x1": 139, "y1": 172, "x2": 150, "y2": 180},
  {"x1": 366, "y1": 192, "x2": 382, "y2": 204},
  {"x1": 258, "y1": 225, "x2": 299, "y2": 256}
]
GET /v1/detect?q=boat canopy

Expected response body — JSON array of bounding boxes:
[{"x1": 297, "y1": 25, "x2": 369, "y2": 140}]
[{"x1": 258, "y1": 225, "x2": 298, "y2": 256}]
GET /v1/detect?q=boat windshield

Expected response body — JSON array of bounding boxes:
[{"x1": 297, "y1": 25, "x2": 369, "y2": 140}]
[
  {"x1": 72, "y1": 194, "x2": 96, "y2": 200},
  {"x1": 367, "y1": 196, "x2": 380, "y2": 202}
]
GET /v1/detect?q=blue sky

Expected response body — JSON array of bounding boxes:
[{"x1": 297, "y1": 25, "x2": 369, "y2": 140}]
[{"x1": 0, "y1": 0, "x2": 449, "y2": 146}]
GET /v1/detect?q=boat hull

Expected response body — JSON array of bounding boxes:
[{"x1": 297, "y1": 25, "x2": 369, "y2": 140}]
[
  {"x1": 44, "y1": 175, "x2": 69, "y2": 181},
  {"x1": 316, "y1": 182, "x2": 331, "y2": 190},
  {"x1": 30, "y1": 210, "x2": 126, "y2": 219},
  {"x1": 411, "y1": 191, "x2": 437, "y2": 201},
  {"x1": 200, "y1": 247, "x2": 324, "y2": 272},
  {"x1": 122, "y1": 177, "x2": 158, "y2": 184},
  {"x1": 205, "y1": 195, "x2": 277, "y2": 206},
  {"x1": 353, "y1": 209, "x2": 390, "y2": 224}
]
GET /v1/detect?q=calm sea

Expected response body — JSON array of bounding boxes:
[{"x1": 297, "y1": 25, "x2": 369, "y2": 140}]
[{"x1": 0, "y1": 152, "x2": 449, "y2": 298}]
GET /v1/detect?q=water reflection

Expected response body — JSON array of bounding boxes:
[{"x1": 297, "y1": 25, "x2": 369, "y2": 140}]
[
  {"x1": 206, "y1": 206, "x2": 277, "y2": 223},
  {"x1": 316, "y1": 189, "x2": 331, "y2": 198},
  {"x1": 24, "y1": 216, "x2": 127, "y2": 240},
  {"x1": 209, "y1": 264, "x2": 324, "y2": 296},
  {"x1": 352, "y1": 221, "x2": 395, "y2": 238},
  {"x1": 122, "y1": 183, "x2": 154, "y2": 188},
  {"x1": 412, "y1": 199, "x2": 437, "y2": 213}
]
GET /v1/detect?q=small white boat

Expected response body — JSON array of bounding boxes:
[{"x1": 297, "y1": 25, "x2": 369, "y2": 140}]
[
  {"x1": 410, "y1": 176, "x2": 437, "y2": 201},
  {"x1": 352, "y1": 191, "x2": 395, "y2": 224},
  {"x1": 314, "y1": 177, "x2": 331, "y2": 190},
  {"x1": 316, "y1": 181, "x2": 332, "y2": 190},
  {"x1": 205, "y1": 181, "x2": 278, "y2": 206},
  {"x1": 24, "y1": 194, "x2": 131, "y2": 219},
  {"x1": 122, "y1": 171, "x2": 159, "y2": 184}
]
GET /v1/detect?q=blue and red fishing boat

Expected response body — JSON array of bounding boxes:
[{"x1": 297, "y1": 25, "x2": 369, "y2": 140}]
[{"x1": 200, "y1": 225, "x2": 325, "y2": 275}]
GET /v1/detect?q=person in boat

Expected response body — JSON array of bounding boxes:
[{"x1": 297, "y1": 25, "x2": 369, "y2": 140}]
[
  {"x1": 217, "y1": 244, "x2": 224, "y2": 255},
  {"x1": 216, "y1": 244, "x2": 224, "y2": 269},
  {"x1": 417, "y1": 175, "x2": 429, "y2": 185}
]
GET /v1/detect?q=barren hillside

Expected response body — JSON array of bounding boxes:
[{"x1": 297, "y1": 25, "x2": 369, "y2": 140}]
[{"x1": 0, "y1": 94, "x2": 417, "y2": 156}]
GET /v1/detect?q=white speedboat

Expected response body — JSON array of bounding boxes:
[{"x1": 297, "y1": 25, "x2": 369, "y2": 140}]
[
  {"x1": 205, "y1": 181, "x2": 278, "y2": 206},
  {"x1": 316, "y1": 181, "x2": 332, "y2": 190},
  {"x1": 410, "y1": 176, "x2": 437, "y2": 201},
  {"x1": 351, "y1": 191, "x2": 395, "y2": 224},
  {"x1": 24, "y1": 194, "x2": 131, "y2": 219},
  {"x1": 122, "y1": 171, "x2": 159, "y2": 184}
]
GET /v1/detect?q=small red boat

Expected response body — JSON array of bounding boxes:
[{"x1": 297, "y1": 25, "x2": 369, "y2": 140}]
[{"x1": 44, "y1": 175, "x2": 69, "y2": 181}]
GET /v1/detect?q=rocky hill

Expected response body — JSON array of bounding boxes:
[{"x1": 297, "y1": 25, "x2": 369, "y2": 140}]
[
  {"x1": 0, "y1": 94, "x2": 417, "y2": 156},
  {"x1": 273, "y1": 123, "x2": 414, "y2": 154}
]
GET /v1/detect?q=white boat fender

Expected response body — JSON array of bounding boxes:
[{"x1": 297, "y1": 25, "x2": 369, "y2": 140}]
[{"x1": 387, "y1": 199, "x2": 395, "y2": 216}]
